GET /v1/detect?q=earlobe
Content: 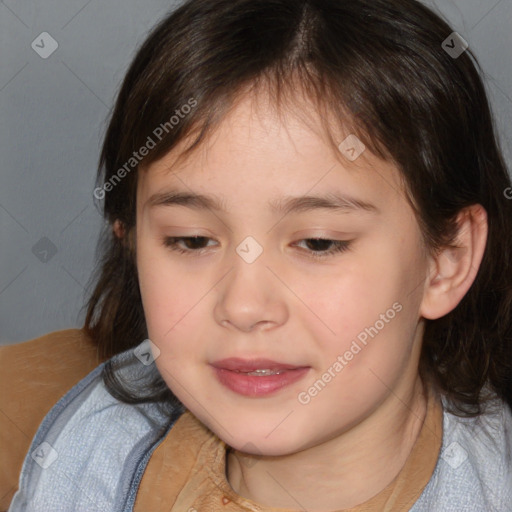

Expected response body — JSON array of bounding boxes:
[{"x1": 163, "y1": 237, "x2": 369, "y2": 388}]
[
  {"x1": 113, "y1": 219, "x2": 125, "y2": 239},
  {"x1": 420, "y1": 204, "x2": 488, "y2": 320},
  {"x1": 112, "y1": 219, "x2": 137, "y2": 258}
]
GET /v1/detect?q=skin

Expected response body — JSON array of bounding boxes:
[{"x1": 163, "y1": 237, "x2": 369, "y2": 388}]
[{"x1": 134, "y1": 91, "x2": 488, "y2": 510}]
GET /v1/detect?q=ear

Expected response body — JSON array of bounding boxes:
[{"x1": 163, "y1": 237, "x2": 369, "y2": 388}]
[
  {"x1": 113, "y1": 218, "x2": 137, "y2": 257},
  {"x1": 112, "y1": 219, "x2": 125, "y2": 239},
  {"x1": 420, "y1": 204, "x2": 488, "y2": 320}
]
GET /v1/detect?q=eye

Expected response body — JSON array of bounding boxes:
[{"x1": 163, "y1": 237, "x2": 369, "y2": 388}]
[
  {"x1": 162, "y1": 236, "x2": 216, "y2": 255},
  {"x1": 162, "y1": 236, "x2": 351, "y2": 260},
  {"x1": 293, "y1": 238, "x2": 352, "y2": 260}
]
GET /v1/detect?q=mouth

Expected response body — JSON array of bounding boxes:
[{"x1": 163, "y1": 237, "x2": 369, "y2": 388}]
[
  {"x1": 210, "y1": 358, "x2": 310, "y2": 397},
  {"x1": 230, "y1": 368, "x2": 287, "y2": 376}
]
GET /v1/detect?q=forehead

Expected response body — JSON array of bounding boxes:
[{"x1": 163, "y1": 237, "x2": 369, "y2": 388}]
[{"x1": 137, "y1": 92, "x2": 406, "y2": 217}]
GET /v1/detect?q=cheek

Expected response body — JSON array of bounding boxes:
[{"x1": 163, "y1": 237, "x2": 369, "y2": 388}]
[
  {"x1": 136, "y1": 245, "x2": 189, "y2": 338},
  {"x1": 302, "y1": 315, "x2": 415, "y2": 429},
  {"x1": 136, "y1": 251, "x2": 217, "y2": 376},
  {"x1": 297, "y1": 261, "x2": 400, "y2": 344},
  {"x1": 300, "y1": 262, "x2": 417, "y2": 388}
]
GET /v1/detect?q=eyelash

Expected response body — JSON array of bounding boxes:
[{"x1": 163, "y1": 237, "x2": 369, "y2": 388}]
[{"x1": 162, "y1": 236, "x2": 351, "y2": 260}]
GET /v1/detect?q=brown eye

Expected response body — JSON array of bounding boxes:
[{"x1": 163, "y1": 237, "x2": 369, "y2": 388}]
[
  {"x1": 295, "y1": 238, "x2": 352, "y2": 260},
  {"x1": 163, "y1": 236, "x2": 216, "y2": 254}
]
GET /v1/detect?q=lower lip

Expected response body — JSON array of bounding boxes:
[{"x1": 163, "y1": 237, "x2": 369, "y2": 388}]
[{"x1": 212, "y1": 367, "x2": 310, "y2": 397}]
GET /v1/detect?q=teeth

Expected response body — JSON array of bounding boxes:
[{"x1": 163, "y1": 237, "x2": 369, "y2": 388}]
[{"x1": 239, "y1": 369, "x2": 285, "y2": 376}]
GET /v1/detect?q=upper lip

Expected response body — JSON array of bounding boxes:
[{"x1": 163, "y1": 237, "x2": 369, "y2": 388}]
[{"x1": 211, "y1": 358, "x2": 308, "y2": 372}]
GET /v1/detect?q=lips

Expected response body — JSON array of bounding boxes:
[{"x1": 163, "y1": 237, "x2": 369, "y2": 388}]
[{"x1": 210, "y1": 358, "x2": 310, "y2": 397}]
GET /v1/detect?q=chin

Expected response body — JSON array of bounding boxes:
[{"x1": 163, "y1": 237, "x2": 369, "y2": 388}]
[{"x1": 213, "y1": 419, "x2": 310, "y2": 456}]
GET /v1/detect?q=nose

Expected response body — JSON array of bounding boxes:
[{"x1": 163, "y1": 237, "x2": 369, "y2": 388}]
[{"x1": 213, "y1": 252, "x2": 288, "y2": 333}]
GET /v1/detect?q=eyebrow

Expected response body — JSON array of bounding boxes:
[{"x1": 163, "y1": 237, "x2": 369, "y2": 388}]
[{"x1": 146, "y1": 189, "x2": 380, "y2": 216}]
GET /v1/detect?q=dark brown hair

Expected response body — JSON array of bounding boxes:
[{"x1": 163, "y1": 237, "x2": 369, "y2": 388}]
[{"x1": 82, "y1": 0, "x2": 512, "y2": 417}]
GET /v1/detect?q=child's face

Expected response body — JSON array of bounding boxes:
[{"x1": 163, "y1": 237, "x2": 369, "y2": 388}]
[{"x1": 136, "y1": 93, "x2": 431, "y2": 455}]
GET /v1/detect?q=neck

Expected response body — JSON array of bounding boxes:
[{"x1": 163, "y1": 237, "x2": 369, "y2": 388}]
[{"x1": 226, "y1": 375, "x2": 428, "y2": 511}]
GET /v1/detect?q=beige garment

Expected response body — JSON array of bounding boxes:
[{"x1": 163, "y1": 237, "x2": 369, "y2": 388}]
[{"x1": 135, "y1": 385, "x2": 443, "y2": 511}]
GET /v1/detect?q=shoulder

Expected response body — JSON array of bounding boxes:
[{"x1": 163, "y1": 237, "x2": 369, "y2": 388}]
[
  {"x1": 0, "y1": 328, "x2": 103, "y2": 421},
  {"x1": 0, "y1": 328, "x2": 102, "y2": 403},
  {"x1": 8, "y1": 340, "x2": 184, "y2": 512},
  {"x1": 412, "y1": 399, "x2": 512, "y2": 511},
  {"x1": 0, "y1": 327, "x2": 101, "y2": 366},
  {"x1": 0, "y1": 328, "x2": 103, "y2": 510}
]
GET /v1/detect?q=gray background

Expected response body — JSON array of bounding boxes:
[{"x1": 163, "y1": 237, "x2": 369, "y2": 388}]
[{"x1": 1, "y1": 0, "x2": 511, "y2": 345}]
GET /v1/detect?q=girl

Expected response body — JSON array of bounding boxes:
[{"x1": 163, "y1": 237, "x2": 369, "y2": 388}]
[{"x1": 9, "y1": 0, "x2": 512, "y2": 510}]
